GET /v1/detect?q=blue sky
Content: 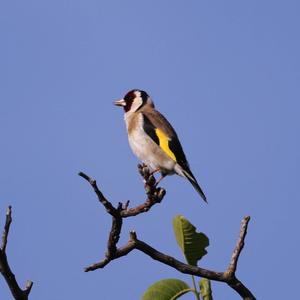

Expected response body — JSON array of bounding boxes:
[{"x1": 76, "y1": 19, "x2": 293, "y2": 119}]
[{"x1": 1, "y1": 1, "x2": 299, "y2": 299}]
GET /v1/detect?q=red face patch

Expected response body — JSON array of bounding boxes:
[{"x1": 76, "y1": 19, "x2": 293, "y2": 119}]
[{"x1": 123, "y1": 90, "x2": 136, "y2": 112}]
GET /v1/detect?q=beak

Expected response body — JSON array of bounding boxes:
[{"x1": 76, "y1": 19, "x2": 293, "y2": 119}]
[{"x1": 114, "y1": 99, "x2": 126, "y2": 107}]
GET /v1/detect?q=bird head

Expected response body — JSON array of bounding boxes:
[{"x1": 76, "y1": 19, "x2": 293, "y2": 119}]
[{"x1": 114, "y1": 89, "x2": 154, "y2": 113}]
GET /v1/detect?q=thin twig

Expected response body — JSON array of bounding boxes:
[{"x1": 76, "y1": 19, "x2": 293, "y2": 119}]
[
  {"x1": 0, "y1": 206, "x2": 33, "y2": 300},
  {"x1": 79, "y1": 164, "x2": 166, "y2": 219},
  {"x1": 78, "y1": 172, "x2": 118, "y2": 216},
  {"x1": 227, "y1": 216, "x2": 251, "y2": 275},
  {"x1": 1, "y1": 206, "x2": 12, "y2": 252},
  {"x1": 85, "y1": 232, "x2": 137, "y2": 272}
]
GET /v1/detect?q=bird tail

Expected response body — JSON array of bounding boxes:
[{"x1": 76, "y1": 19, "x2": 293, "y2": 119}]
[{"x1": 181, "y1": 167, "x2": 207, "y2": 203}]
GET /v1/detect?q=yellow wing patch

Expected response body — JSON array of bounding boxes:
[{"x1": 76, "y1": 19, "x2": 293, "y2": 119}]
[{"x1": 155, "y1": 128, "x2": 177, "y2": 161}]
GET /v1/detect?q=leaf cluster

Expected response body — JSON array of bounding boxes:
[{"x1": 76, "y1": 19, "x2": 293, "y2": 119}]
[{"x1": 141, "y1": 216, "x2": 213, "y2": 300}]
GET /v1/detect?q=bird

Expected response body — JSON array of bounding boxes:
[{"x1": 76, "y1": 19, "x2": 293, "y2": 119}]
[{"x1": 114, "y1": 89, "x2": 207, "y2": 202}]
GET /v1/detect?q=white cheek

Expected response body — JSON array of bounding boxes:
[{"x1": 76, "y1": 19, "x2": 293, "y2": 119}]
[{"x1": 131, "y1": 98, "x2": 143, "y2": 112}]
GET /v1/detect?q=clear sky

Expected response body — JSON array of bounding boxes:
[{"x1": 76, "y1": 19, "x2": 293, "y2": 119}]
[{"x1": 1, "y1": 1, "x2": 299, "y2": 299}]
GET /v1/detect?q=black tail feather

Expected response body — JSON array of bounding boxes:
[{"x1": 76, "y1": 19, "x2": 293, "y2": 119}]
[{"x1": 182, "y1": 168, "x2": 207, "y2": 203}]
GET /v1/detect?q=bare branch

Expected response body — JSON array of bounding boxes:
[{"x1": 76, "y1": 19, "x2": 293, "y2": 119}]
[
  {"x1": 24, "y1": 281, "x2": 33, "y2": 296},
  {"x1": 0, "y1": 207, "x2": 33, "y2": 300},
  {"x1": 80, "y1": 167, "x2": 256, "y2": 300},
  {"x1": 84, "y1": 219, "x2": 255, "y2": 299},
  {"x1": 85, "y1": 232, "x2": 137, "y2": 272},
  {"x1": 1, "y1": 206, "x2": 12, "y2": 252},
  {"x1": 227, "y1": 216, "x2": 251, "y2": 275},
  {"x1": 106, "y1": 203, "x2": 123, "y2": 258},
  {"x1": 78, "y1": 172, "x2": 118, "y2": 216},
  {"x1": 79, "y1": 164, "x2": 166, "y2": 219}
]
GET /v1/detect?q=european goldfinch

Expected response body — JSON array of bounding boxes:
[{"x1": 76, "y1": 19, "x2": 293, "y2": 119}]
[{"x1": 114, "y1": 89, "x2": 207, "y2": 202}]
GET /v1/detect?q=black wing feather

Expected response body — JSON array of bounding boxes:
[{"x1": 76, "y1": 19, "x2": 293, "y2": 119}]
[
  {"x1": 142, "y1": 113, "x2": 189, "y2": 168},
  {"x1": 169, "y1": 136, "x2": 189, "y2": 168},
  {"x1": 142, "y1": 112, "x2": 207, "y2": 202},
  {"x1": 142, "y1": 114, "x2": 159, "y2": 145}
]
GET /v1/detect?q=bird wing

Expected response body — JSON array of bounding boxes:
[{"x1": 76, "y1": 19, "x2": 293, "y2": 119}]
[
  {"x1": 141, "y1": 110, "x2": 189, "y2": 169},
  {"x1": 141, "y1": 109, "x2": 207, "y2": 202}
]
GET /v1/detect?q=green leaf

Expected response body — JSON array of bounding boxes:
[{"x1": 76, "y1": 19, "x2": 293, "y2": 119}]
[
  {"x1": 199, "y1": 278, "x2": 213, "y2": 300},
  {"x1": 173, "y1": 215, "x2": 209, "y2": 266},
  {"x1": 141, "y1": 278, "x2": 193, "y2": 300}
]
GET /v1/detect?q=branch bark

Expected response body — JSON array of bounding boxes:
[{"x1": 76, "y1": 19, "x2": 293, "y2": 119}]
[
  {"x1": 0, "y1": 206, "x2": 33, "y2": 300},
  {"x1": 80, "y1": 165, "x2": 256, "y2": 300},
  {"x1": 79, "y1": 164, "x2": 166, "y2": 219}
]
